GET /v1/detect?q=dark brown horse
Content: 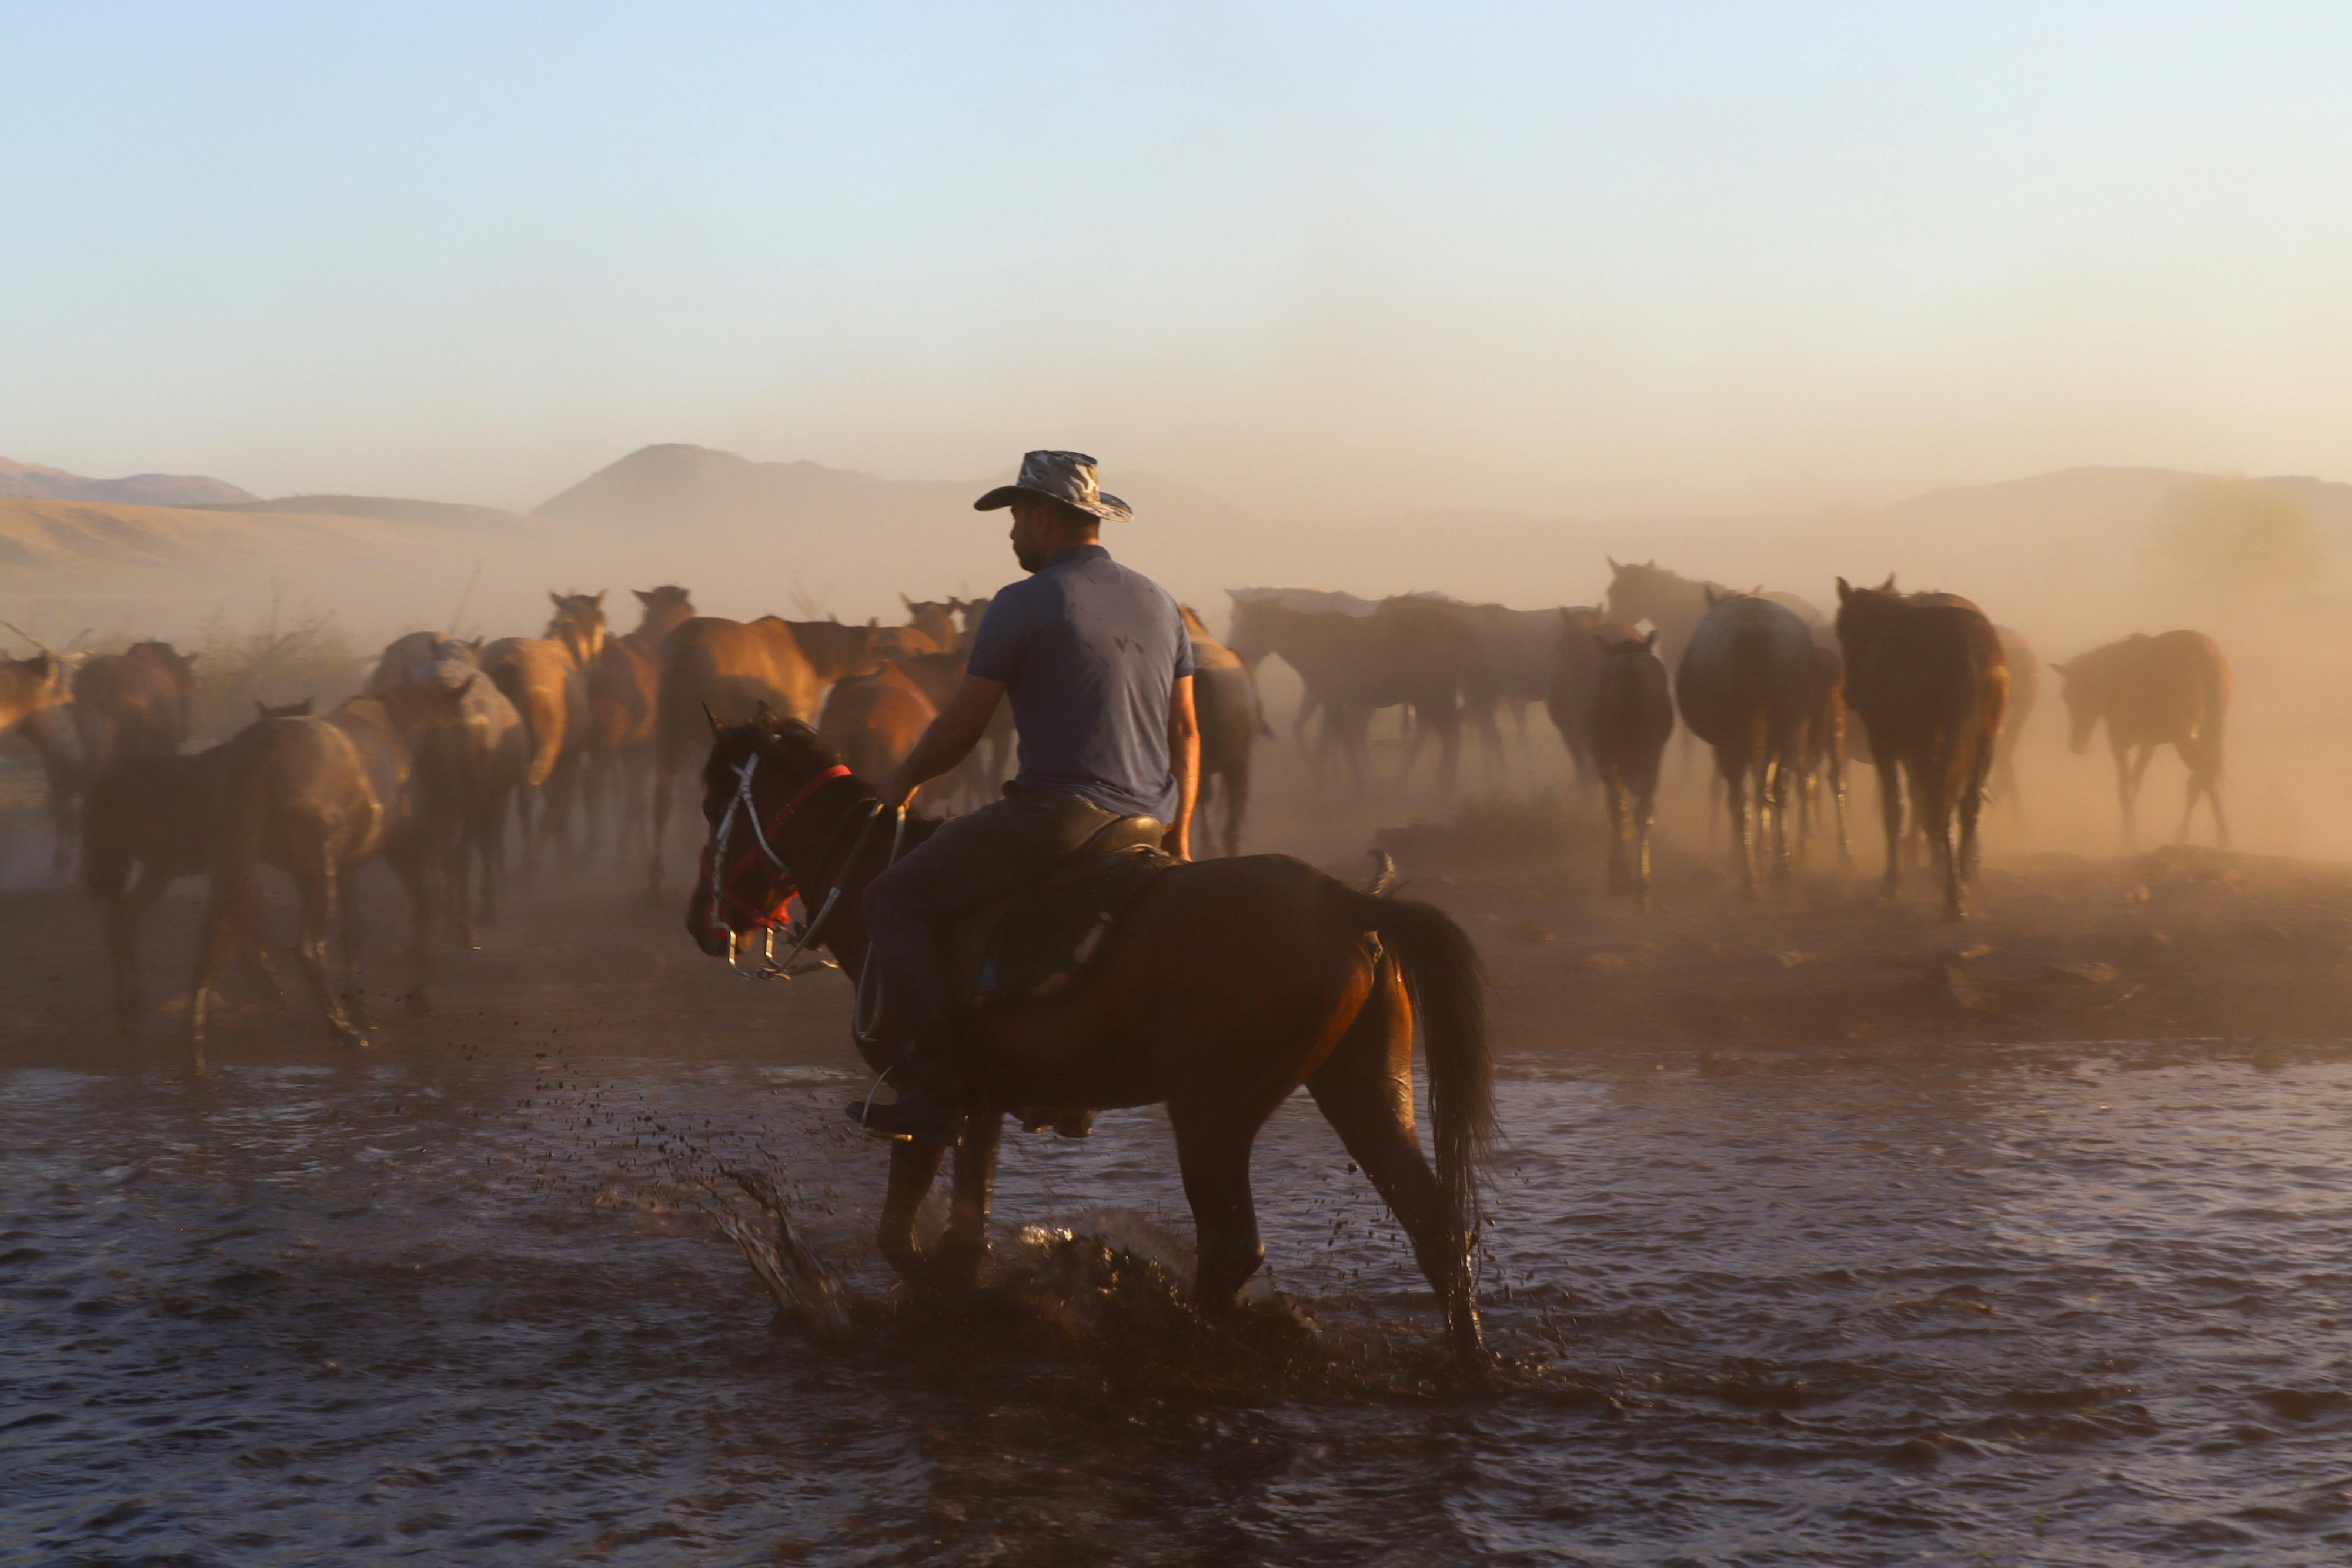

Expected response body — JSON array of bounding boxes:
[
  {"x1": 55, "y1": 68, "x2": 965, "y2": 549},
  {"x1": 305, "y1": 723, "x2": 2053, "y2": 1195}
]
[
  {"x1": 1588, "y1": 628, "x2": 1675, "y2": 910},
  {"x1": 2053, "y1": 630, "x2": 2230, "y2": 849},
  {"x1": 683, "y1": 713, "x2": 1495, "y2": 1360},
  {"x1": 82, "y1": 703, "x2": 310, "y2": 1033},
  {"x1": 1835, "y1": 577, "x2": 2009, "y2": 920},
  {"x1": 816, "y1": 662, "x2": 937, "y2": 783},
  {"x1": 483, "y1": 591, "x2": 607, "y2": 873},
  {"x1": 1992, "y1": 624, "x2": 2041, "y2": 821},
  {"x1": 186, "y1": 684, "x2": 469, "y2": 1064},
  {"x1": 647, "y1": 615, "x2": 826, "y2": 897},
  {"x1": 73, "y1": 640, "x2": 196, "y2": 779},
  {"x1": 893, "y1": 649, "x2": 1014, "y2": 810},
  {"x1": 1675, "y1": 591, "x2": 1820, "y2": 895},
  {"x1": 1181, "y1": 606, "x2": 1264, "y2": 857},
  {"x1": 1541, "y1": 607, "x2": 1618, "y2": 788}
]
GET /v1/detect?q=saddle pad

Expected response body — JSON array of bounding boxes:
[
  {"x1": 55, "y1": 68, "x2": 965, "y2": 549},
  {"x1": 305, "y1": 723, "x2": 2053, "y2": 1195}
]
[{"x1": 953, "y1": 845, "x2": 1172, "y2": 1007}]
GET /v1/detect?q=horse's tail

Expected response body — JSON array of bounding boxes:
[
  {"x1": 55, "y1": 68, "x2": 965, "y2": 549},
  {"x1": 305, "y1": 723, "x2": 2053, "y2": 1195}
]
[
  {"x1": 1356, "y1": 889, "x2": 1494, "y2": 1239},
  {"x1": 487, "y1": 655, "x2": 562, "y2": 789}
]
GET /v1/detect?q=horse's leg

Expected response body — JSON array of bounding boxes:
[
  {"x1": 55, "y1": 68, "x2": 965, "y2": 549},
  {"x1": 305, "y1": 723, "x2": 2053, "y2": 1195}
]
[
  {"x1": 1224, "y1": 752, "x2": 1250, "y2": 858},
  {"x1": 1875, "y1": 758, "x2": 1903, "y2": 899},
  {"x1": 339, "y1": 861, "x2": 370, "y2": 1028},
  {"x1": 647, "y1": 755, "x2": 671, "y2": 902},
  {"x1": 1767, "y1": 750, "x2": 1795, "y2": 890},
  {"x1": 937, "y1": 1108, "x2": 1003, "y2": 1286},
  {"x1": 2203, "y1": 760, "x2": 2230, "y2": 850},
  {"x1": 1724, "y1": 754, "x2": 1755, "y2": 897},
  {"x1": 300, "y1": 860, "x2": 365, "y2": 1047},
  {"x1": 103, "y1": 864, "x2": 163, "y2": 1034},
  {"x1": 391, "y1": 845, "x2": 433, "y2": 1017},
  {"x1": 1830, "y1": 741, "x2": 1850, "y2": 869},
  {"x1": 1170, "y1": 1106, "x2": 1268, "y2": 1313},
  {"x1": 877, "y1": 1137, "x2": 947, "y2": 1285},
  {"x1": 1306, "y1": 970, "x2": 1483, "y2": 1362},
  {"x1": 2111, "y1": 737, "x2": 2137, "y2": 850},
  {"x1": 1634, "y1": 773, "x2": 1658, "y2": 914},
  {"x1": 1603, "y1": 771, "x2": 1630, "y2": 895}
]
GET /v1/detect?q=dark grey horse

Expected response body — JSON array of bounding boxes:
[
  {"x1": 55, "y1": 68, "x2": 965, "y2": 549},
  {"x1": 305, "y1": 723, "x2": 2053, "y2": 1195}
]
[{"x1": 1674, "y1": 591, "x2": 1819, "y2": 895}]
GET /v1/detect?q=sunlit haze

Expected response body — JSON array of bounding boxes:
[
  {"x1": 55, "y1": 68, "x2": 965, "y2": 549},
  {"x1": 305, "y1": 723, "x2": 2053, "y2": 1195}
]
[{"x1": 9, "y1": 3, "x2": 2352, "y2": 517}]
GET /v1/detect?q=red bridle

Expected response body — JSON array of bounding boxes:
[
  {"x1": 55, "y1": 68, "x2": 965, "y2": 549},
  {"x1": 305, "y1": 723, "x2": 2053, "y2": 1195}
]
[{"x1": 699, "y1": 758, "x2": 854, "y2": 935}]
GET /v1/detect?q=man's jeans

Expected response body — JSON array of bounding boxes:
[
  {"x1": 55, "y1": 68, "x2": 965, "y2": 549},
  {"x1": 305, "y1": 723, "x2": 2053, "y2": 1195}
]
[{"x1": 862, "y1": 788, "x2": 1119, "y2": 1084}]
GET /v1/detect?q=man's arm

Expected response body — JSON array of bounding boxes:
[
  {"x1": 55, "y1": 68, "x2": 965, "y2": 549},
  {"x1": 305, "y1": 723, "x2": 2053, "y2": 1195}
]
[
  {"x1": 1164, "y1": 674, "x2": 1198, "y2": 862},
  {"x1": 877, "y1": 673, "x2": 1005, "y2": 807}
]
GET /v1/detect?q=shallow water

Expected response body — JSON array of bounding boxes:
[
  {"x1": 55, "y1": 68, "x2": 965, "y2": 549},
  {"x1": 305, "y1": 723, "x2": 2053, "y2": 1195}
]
[{"x1": 5, "y1": 1042, "x2": 2351, "y2": 1566}]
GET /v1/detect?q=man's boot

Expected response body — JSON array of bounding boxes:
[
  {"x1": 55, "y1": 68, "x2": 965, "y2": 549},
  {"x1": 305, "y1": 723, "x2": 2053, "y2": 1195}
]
[{"x1": 845, "y1": 1034, "x2": 961, "y2": 1144}]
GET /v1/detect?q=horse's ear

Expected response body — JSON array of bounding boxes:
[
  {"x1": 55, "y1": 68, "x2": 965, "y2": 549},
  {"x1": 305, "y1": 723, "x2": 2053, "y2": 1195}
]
[
  {"x1": 634, "y1": 588, "x2": 654, "y2": 603},
  {"x1": 183, "y1": 651, "x2": 199, "y2": 664},
  {"x1": 753, "y1": 699, "x2": 779, "y2": 731},
  {"x1": 1643, "y1": 628, "x2": 1659, "y2": 651},
  {"x1": 702, "y1": 701, "x2": 727, "y2": 739},
  {"x1": 900, "y1": 593, "x2": 915, "y2": 611},
  {"x1": 2049, "y1": 660, "x2": 2072, "y2": 677},
  {"x1": 467, "y1": 637, "x2": 485, "y2": 653},
  {"x1": 549, "y1": 590, "x2": 563, "y2": 607},
  {"x1": 867, "y1": 616, "x2": 880, "y2": 627},
  {"x1": 1606, "y1": 554, "x2": 1621, "y2": 571},
  {"x1": 1703, "y1": 585, "x2": 1723, "y2": 607},
  {"x1": 1836, "y1": 576, "x2": 1853, "y2": 603},
  {"x1": 254, "y1": 698, "x2": 269, "y2": 717},
  {"x1": 592, "y1": 590, "x2": 607, "y2": 607},
  {"x1": 1879, "y1": 573, "x2": 1897, "y2": 592},
  {"x1": 295, "y1": 697, "x2": 312, "y2": 714},
  {"x1": 453, "y1": 675, "x2": 476, "y2": 700}
]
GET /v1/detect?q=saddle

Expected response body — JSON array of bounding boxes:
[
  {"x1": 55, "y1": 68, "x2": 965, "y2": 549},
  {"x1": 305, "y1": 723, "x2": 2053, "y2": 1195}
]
[{"x1": 942, "y1": 814, "x2": 1171, "y2": 1009}]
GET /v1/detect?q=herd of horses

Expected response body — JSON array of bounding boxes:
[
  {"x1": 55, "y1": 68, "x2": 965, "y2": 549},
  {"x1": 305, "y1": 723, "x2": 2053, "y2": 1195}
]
[
  {"x1": 0, "y1": 566, "x2": 2237, "y2": 1056},
  {"x1": 0, "y1": 564, "x2": 2241, "y2": 1353}
]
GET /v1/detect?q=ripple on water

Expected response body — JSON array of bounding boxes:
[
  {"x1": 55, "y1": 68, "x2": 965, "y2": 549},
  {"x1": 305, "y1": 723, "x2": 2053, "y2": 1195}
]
[{"x1": 5, "y1": 1047, "x2": 2352, "y2": 1563}]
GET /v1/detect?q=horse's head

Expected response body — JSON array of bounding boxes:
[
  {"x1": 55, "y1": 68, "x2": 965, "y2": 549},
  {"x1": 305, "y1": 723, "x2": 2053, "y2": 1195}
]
[
  {"x1": 2049, "y1": 656, "x2": 2097, "y2": 753},
  {"x1": 546, "y1": 590, "x2": 610, "y2": 664},
  {"x1": 686, "y1": 705, "x2": 854, "y2": 960},
  {"x1": 1833, "y1": 573, "x2": 1904, "y2": 653},
  {"x1": 631, "y1": 586, "x2": 696, "y2": 640},
  {"x1": 1603, "y1": 557, "x2": 1673, "y2": 621},
  {"x1": 129, "y1": 641, "x2": 199, "y2": 738},
  {"x1": 375, "y1": 671, "x2": 477, "y2": 740}
]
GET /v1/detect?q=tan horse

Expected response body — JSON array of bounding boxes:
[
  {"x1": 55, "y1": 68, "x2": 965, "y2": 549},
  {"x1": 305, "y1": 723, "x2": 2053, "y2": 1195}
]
[
  {"x1": 816, "y1": 661, "x2": 937, "y2": 782},
  {"x1": 647, "y1": 615, "x2": 826, "y2": 898},
  {"x1": 186, "y1": 684, "x2": 472, "y2": 1066},
  {"x1": 1181, "y1": 606, "x2": 1264, "y2": 856},
  {"x1": 586, "y1": 587, "x2": 697, "y2": 859},
  {"x1": 2053, "y1": 631, "x2": 2230, "y2": 849},
  {"x1": 2, "y1": 642, "x2": 80, "y2": 870},
  {"x1": 686, "y1": 714, "x2": 1495, "y2": 1361},
  {"x1": 483, "y1": 591, "x2": 607, "y2": 874}
]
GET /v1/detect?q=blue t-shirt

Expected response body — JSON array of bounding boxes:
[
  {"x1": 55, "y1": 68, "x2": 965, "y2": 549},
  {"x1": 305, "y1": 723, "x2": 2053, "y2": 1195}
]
[{"x1": 965, "y1": 544, "x2": 1195, "y2": 819}]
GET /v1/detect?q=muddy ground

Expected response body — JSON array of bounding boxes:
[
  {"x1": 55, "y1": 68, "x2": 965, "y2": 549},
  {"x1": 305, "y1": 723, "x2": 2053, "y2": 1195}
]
[{"x1": 6, "y1": 771, "x2": 2350, "y2": 1075}]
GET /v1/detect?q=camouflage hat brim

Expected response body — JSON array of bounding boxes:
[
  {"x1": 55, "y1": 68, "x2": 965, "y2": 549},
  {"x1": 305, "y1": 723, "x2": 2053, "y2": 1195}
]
[{"x1": 973, "y1": 483, "x2": 1132, "y2": 522}]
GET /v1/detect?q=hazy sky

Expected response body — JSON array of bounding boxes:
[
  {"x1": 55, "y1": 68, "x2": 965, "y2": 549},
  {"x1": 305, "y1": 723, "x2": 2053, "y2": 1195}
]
[{"x1": 7, "y1": 2, "x2": 2351, "y2": 518}]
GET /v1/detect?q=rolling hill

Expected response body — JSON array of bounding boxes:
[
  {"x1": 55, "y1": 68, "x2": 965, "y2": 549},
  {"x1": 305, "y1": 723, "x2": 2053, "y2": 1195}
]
[{"x1": 0, "y1": 457, "x2": 254, "y2": 508}]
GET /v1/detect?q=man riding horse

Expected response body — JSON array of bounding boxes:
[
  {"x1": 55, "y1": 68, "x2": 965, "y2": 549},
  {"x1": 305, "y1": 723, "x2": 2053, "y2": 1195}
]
[{"x1": 849, "y1": 450, "x2": 1200, "y2": 1143}]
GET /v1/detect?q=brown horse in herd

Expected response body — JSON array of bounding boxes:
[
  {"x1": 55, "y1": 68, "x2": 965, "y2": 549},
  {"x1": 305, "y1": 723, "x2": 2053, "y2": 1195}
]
[
  {"x1": 187, "y1": 683, "x2": 473, "y2": 1065},
  {"x1": 683, "y1": 711, "x2": 1494, "y2": 1360},
  {"x1": 648, "y1": 614, "x2": 827, "y2": 897},
  {"x1": 586, "y1": 587, "x2": 697, "y2": 858},
  {"x1": 1586, "y1": 627, "x2": 1675, "y2": 910},
  {"x1": 1835, "y1": 577, "x2": 2008, "y2": 920},
  {"x1": 483, "y1": 592, "x2": 608, "y2": 873},
  {"x1": 2, "y1": 641, "x2": 80, "y2": 870},
  {"x1": 2054, "y1": 630, "x2": 2230, "y2": 849},
  {"x1": 73, "y1": 640, "x2": 197, "y2": 778}
]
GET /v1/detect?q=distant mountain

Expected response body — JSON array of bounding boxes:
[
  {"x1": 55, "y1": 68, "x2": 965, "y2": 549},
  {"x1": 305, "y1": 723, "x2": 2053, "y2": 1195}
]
[
  {"x1": 0, "y1": 457, "x2": 254, "y2": 507},
  {"x1": 213, "y1": 493, "x2": 543, "y2": 535}
]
